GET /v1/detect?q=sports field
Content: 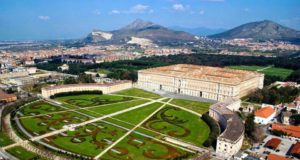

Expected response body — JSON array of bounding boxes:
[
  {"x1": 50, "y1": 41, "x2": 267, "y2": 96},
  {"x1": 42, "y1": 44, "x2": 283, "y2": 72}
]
[
  {"x1": 11, "y1": 88, "x2": 211, "y2": 159},
  {"x1": 227, "y1": 65, "x2": 293, "y2": 78}
]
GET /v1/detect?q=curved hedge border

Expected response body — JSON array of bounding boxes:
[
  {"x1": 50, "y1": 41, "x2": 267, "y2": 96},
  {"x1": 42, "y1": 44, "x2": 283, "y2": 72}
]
[
  {"x1": 1, "y1": 97, "x2": 38, "y2": 131},
  {"x1": 201, "y1": 112, "x2": 221, "y2": 147},
  {"x1": 49, "y1": 90, "x2": 103, "y2": 99}
]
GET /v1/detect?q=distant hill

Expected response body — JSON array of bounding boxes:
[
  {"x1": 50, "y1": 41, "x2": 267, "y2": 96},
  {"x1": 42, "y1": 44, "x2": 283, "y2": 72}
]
[
  {"x1": 209, "y1": 20, "x2": 300, "y2": 43},
  {"x1": 84, "y1": 19, "x2": 197, "y2": 44},
  {"x1": 170, "y1": 26, "x2": 226, "y2": 36}
]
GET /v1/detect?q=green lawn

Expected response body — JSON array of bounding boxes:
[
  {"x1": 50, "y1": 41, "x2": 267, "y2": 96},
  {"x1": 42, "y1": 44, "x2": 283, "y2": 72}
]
[
  {"x1": 19, "y1": 111, "x2": 90, "y2": 135},
  {"x1": 101, "y1": 132, "x2": 193, "y2": 160},
  {"x1": 0, "y1": 132, "x2": 13, "y2": 147},
  {"x1": 112, "y1": 102, "x2": 163, "y2": 125},
  {"x1": 227, "y1": 65, "x2": 293, "y2": 78},
  {"x1": 56, "y1": 94, "x2": 134, "y2": 108},
  {"x1": 143, "y1": 106, "x2": 210, "y2": 146},
  {"x1": 169, "y1": 99, "x2": 211, "y2": 115},
  {"x1": 115, "y1": 88, "x2": 161, "y2": 99},
  {"x1": 19, "y1": 101, "x2": 65, "y2": 117},
  {"x1": 6, "y1": 146, "x2": 41, "y2": 160},
  {"x1": 48, "y1": 122, "x2": 127, "y2": 157},
  {"x1": 14, "y1": 92, "x2": 211, "y2": 159},
  {"x1": 86, "y1": 99, "x2": 149, "y2": 115}
]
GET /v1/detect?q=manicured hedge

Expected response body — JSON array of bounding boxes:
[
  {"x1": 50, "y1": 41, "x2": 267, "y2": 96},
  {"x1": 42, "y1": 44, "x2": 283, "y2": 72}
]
[
  {"x1": 50, "y1": 90, "x2": 103, "y2": 99},
  {"x1": 201, "y1": 112, "x2": 221, "y2": 147},
  {"x1": 1, "y1": 97, "x2": 38, "y2": 131}
]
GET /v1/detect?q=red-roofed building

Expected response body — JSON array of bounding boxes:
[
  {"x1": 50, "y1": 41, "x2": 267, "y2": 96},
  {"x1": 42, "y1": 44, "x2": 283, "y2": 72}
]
[
  {"x1": 254, "y1": 106, "x2": 276, "y2": 124},
  {"x1": 291, "y1": 142, "x2": 300, "y2": 158},
  {"x1": 264, "y1": 138, "x2": 281, "y2": 149},
  {"x1": 0, "y1": 91, "x2": 17, "y2": 103},
  {"x1": 267, "y1": 153, "x2": 291, "y2": 160},
  {"x1": 272, "y1": 123, "x2": 300, "y2": 138}
]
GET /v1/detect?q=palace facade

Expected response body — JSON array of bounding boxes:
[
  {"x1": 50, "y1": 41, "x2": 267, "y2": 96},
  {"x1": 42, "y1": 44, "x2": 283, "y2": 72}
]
[{"x1": 137, "y1": 64, "x2": 264, "y2": 101}]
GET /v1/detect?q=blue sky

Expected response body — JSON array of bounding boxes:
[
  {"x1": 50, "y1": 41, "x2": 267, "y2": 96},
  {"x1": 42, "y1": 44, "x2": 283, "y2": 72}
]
[{"x1": 0, "y1": 0, "x2": 299, "y2": 40}]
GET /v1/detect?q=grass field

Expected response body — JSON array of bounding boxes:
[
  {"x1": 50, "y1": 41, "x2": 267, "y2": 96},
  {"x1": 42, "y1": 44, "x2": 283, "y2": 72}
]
[
  {"x1": 56, "y1": 94, "x2": 134, "y2": 108},
  {"x1": 6, "y1": 146, "x2": 43, "y2": 160},
  {"x1": 143, "y1": 106, "x2": 210, "y2": 146},
  {"x1": 101, "y1": 132, "x2": 194, "y2": 160},
  {"x1": 115, "y1": 88, "x2": 161, "y2": 99},
  {"x1": 227, "y1": 65, "x2": 293, "y2": 78},
  {"x1": 18, "y1": 101, "x2": 66, "y2": 117},
  {"x1": 169, "y1": 99, "x2": 211, "y2": 115},
  {"x1": 14, "y1": 89, "x2": 210, "y2": 159},
  {"x1": 0, "y1": 132, "x2": 13, "y2": 147}
]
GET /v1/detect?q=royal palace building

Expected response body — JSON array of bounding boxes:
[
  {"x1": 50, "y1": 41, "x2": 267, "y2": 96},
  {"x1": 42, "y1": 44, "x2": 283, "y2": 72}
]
[{"x1": 137, "y1": 64, "x2": 264, "y2": 101}]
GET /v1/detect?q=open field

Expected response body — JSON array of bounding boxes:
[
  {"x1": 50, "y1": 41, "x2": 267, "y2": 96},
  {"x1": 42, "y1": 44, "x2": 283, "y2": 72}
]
[
  {"x1": 227, "y1": 65, "x2": 293, "y2": 78},
  {"x1": 12, "y1": 88, "x2": 210, "y2": 159}
]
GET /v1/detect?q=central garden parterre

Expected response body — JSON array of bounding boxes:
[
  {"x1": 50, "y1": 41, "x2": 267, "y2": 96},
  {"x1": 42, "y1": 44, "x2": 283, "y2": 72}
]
[{"x1": 13, "y1": 88, "x2": 211, "y2": 159}]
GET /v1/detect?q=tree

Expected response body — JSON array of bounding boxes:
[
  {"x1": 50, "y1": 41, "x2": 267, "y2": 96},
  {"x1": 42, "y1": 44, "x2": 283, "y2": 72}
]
[
  {"x1": 63, "y1": 77, "x2": 78, "y2": 84},
  {"x1": 78, "y1": 74, "x2": 95, "y2": 83},
  {"x1": 290, "y1": 114, "x2": 300, "y2": 125},
  {"x1": 245, "y1": 113, "x2": 265, "y2": 142},
  {"x1": 245, "y1": 114, "x2": 255, "y2": 136},
  {"x1": 287, "y1": 69, "x2": 300, "y2": 83}
]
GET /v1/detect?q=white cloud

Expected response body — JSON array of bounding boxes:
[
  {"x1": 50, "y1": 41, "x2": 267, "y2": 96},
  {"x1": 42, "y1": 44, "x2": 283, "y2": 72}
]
[
  {"x1": 92, "y1": 9, "x2": 101, "y2": 15},
  {"x1": 38, "y1": 16, "x2": 50, "y2": 21},
  {"x1": 172, "y1": 4, "x2": 190, "y2": 12},
  {"x1": 109, "y1": 4, "x2": 153, "y2": 14},
  {"x1": 130, "y1": 4, "x2": 149, "y2": 13},
  {"x1": 110, "y1": 10, "x2": 121, "y2": 14},
  {"x1": 173, "y1": 4, "x2": 185, "y2": 11}
]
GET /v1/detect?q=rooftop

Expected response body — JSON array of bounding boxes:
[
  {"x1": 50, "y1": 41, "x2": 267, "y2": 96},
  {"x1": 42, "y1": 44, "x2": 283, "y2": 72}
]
[
  {"x1": 272, "y1": 123, "x2": 300, "y2": 138},
  {"x1": 255, "y1": 106, "x2": 275, "y2": 118},
  {"x1": 264, "y1": 138, "x2": 281, "y2": 149},
  {"x1": 0, "y1": 91, "x2": 16, "y2": 100},
  {"x1": 139, "y1": 64, "x2": 263, "y2": 85},
  {"x1": 291, "y1": 142, "x2": 300, "y2": 155},
  {"x1": 210, "y1": 100, "x2": 244, "y2": 142},
  {"x1": 267, "y1": 153, "x2": 291, "y2": 160}
]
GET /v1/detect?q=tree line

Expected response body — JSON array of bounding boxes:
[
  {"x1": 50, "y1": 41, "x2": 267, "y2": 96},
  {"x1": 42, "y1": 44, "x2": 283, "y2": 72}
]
[{"x1": 36, "y1": 53, "x2": 300, "y2": 84}]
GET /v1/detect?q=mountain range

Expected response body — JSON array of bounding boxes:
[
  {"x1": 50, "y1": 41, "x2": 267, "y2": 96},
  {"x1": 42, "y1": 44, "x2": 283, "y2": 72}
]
[
  {"x1": 85, "y1": 19, "x2": 300, "y2": 44},
  {"x1": 85, "y1": 19, "x2": 197, "y2": 44},
  {"x1": 209, "y1": 20, "x2": 300, "y2": 43},
  {"x1": 170, "y1": 26, "x2": 226, "y2": 36}
]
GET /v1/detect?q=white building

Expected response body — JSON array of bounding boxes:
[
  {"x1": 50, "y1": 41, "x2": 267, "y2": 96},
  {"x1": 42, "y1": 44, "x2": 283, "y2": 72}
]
[
  {"x1": 41, "y1": 80, "x2": 132, "y2": 98},
  {"x1": 209, "y1": 98, "x2": 244, "y2": 158},
  {"x1": 58, "y1": 64, "x2": 69, "y2": 71},
  {"x1": 27, "y1": 67, "x2": 37, "y2": 74},
  {"x1": 254, "y1": 106, "x2": 276, "y2": 125},
  {"x1": 281, "y1": 111, "x2": 292, "y2": 125},
  {"x1": 138, "y1": 64, "x2": 264, "y2": 101}
]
